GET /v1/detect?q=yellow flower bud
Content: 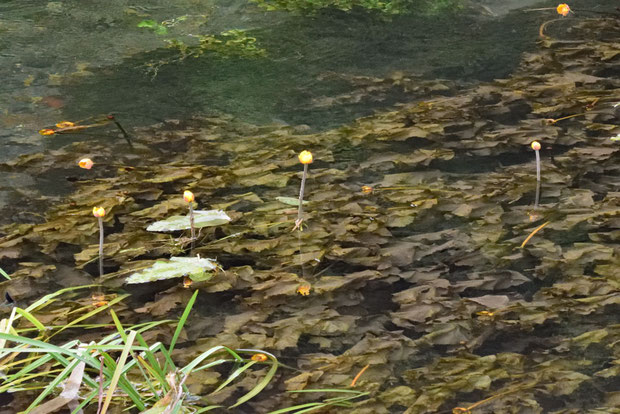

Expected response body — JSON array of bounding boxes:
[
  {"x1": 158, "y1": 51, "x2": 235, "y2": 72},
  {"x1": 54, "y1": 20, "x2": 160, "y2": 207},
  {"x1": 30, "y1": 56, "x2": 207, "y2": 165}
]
[
  {"x1": 39, "y1": 129, "x2": 56, "y2": 136},
  {"x1": 298, "y1": 150, "x2": 313, "y2": 165},
  {"x1": 55, "y1": 121, "x2": 75, "y2": 128},
  {"x1": 78, "y1": 158, "x2": 94, "y2": 170},
  {"x1": 531, "y1": 141, "x2": 541, "y2": 151},
  {"x1": 183, "y1": 190, "x2": 195, "y2": 203},
  {"x1": 297, "y1": 284, "x2": 311, "y2": 296},
  {"x1": 361, "y1": 185, "x2": 373, "y2": 194},
  {"x1": 92, "y1": 207, "x2": 106, "y2": 218},
  {"x1": 556, "y1": 3, "x2": 570, "y2": 16}
]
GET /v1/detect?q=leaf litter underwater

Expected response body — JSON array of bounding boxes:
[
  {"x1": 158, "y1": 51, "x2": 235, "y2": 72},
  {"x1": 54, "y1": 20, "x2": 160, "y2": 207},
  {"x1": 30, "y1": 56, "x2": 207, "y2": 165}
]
[{"x1": 0, "y1": 17, "x2": 619, "y2": 414}]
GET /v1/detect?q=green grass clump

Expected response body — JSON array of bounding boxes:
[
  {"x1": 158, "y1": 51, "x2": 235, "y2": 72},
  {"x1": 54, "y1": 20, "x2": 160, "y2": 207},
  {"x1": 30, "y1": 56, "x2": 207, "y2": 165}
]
[{"x1": 0, "y1": 285, "x2": 367, "y2": 413}]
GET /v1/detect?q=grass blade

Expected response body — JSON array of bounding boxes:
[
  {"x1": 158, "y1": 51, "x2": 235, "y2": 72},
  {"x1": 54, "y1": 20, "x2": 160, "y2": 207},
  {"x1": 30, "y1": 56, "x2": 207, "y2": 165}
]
[
  {"x1": 108, "y1": 309, "x2": 127, "y2": 342},
  {"x1": 24, "y1": 285, "x2": 97, "y2": 313},
  {"x1": 14, "y1": 308, "x2": 45, "y2": 333},
  {"x1": 229, "y1": 353, "x2": 278, "y2": 408},
  {"x1": 100, "y1": 330, "x2": 137, "y2": 414},
  {"x1": 50, "y1": 294, "x2": 129, "y2": 338},
  {"x1": 168, "y1": 290, "x2": 198, "y2": 354},
  {"x1": 0, "y1": 267, "x2": 10, "y2": 280}
]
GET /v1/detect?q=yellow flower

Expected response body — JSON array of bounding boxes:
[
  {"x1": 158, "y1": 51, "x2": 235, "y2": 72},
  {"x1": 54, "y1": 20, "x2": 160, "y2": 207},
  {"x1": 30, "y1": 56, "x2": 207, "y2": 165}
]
[
  {"x1": 92, "y1": 206, "x2": 106, "y2": 218},
  {"x1": 297, "y1": 284, "x2": 311, "y2": 296},
  {"x1": 39, "y1": 128, "x2": 56, "y2": 136},
  {"x1": 78, "y1": 158, "x2": 94, "y2": 170},
  {"x1": 298, "y1": 150, "x2": 313, "y2": 165},
  {"x1": 531, "y1": 141, "x2": 541, "y2": 151},
  {"x1": 183, "y1": 190, "x2": 195, "y2": 203},
  {"x1": 55, "y1": 121, "x2": 75, "y2": 128},
  {"x1": 556, "y1": 3, "x2": 570, "y2": 16},
  {"x1": 182, "y1": 276, "x2": 193, "y2": 288},
  {"x1": 361, "y1": 185, "x2": 373, "y2": 194},
  {"x1": 251, "y1": 353, "x2": 268, "y2": 362}
]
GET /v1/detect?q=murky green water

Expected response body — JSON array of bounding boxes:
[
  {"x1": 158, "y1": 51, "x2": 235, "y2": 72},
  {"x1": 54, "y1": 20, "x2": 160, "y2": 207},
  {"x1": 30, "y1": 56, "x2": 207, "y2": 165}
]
[{"x1": 1, "y1": 0, "x2": 544, "y2": 158}]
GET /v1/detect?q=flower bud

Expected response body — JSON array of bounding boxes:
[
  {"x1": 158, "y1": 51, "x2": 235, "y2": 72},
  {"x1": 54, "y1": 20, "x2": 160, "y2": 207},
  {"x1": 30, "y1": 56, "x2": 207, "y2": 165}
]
[
  {"x1": 78, "y1": 158, "x2": 94, "y2": 170},
  {"x1": 251, "y1": 353, "x2": 268, "y2": 362},
  {"x1": 298, "y1": 150, "x2": 313, "y2": 165},
  {"x1": 92, "y1": 207, "x2": 106, "y2": 218},
  {"x1": 39, "y1": 129, "x2": 56, "y2": 136},
  {"x1": 361, "y1": 185, "x2": 373, "y2": 194},
  {"x1": 183, "y1": 190, "x2": 195, "y2": 203},
  {"x1": 297, "y1": 284, "x2": 311, "y2": 296},
  {"x1": 556, "y1": 3, "x2": 570, "y2": 16},
  {"x1": 56, "y1": 121, "x2": 75, "y2": 128},
  {"x1": 531, "y1": 141, "x2": 541, "y2": 151}
]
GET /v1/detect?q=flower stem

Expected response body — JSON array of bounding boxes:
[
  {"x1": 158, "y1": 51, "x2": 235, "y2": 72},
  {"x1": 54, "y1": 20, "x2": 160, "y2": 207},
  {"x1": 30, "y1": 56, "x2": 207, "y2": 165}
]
[
  {"x1": 297, "y1": 163, "x2": 308, "y2": 222},
  {"x1": 108, "y1": 115, "x2": 133, "y2": 147},
  {"x1": 189, "y1": 204, "x2": 195, "y2": 251},
  {"x1": 534, "y1": 149, "x2": 541, "y2": 208},
  {"x1": 98, "y1": 217, "x2": 104, "y2": 277}
]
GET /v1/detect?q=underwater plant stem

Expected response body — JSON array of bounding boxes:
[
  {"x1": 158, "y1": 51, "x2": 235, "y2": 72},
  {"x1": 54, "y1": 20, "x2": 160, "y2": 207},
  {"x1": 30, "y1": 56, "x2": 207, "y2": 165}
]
[
  {"x1": 539, "y1": 18, "x2": 563, "y2": 38},
  {"x1": 107, "y1": 115, "x2": 133, "y2": 147},
  {"x1": 98, "y1": 217, "x2": 104, "y2": 277},
  {"x1": 534, "y1": 149, "x2": 541, "y2": 208},
  {"x1": 297, "y1": 164, "x2": 308, "y2": 223}
]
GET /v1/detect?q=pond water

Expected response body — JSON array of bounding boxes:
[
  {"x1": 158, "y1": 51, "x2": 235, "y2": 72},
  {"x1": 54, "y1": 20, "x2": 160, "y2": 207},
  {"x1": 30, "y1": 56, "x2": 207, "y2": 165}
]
[
  {"x1": 0, "y1": 0, "x2": 619, "y2": 413},
  {"x1": 1, "y1": 0, "x2": 546, "y2": 159}
]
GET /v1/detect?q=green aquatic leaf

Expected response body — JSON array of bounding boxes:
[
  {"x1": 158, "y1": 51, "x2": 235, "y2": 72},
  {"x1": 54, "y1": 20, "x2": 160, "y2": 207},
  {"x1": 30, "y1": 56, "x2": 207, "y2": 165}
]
[
  {"x1": 126, "y1": 256, "x2": 218, "y2": 284},
  {"x1": 275, "y1": 196, "x2": 307, "y2": 206},
  {"x1": 146, "y1": 210, "x2": 231, "y2": 232},
  {"x1": 137, "y1": 20, "x2": 157, "y2": 28}
]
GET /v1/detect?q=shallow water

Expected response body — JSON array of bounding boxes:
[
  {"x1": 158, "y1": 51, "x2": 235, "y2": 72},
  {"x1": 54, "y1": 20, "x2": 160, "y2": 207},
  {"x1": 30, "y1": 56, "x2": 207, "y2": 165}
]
[
  {"x1": 0, "y1": 1, "x2": 619, "y2": 413},
  {"x1": 0, "y1": 0, "x2": 545, "y2": 158}
]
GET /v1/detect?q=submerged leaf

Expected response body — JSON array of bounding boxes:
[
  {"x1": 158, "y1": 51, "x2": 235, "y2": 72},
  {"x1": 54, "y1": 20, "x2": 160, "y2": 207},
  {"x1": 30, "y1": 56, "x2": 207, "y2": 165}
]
[
  {"x1": 126, "y1": 256, "x2": 218, "y2": 284},
  {"x1": 146, "y1": 210, "x2": 231, "y2": 232},
  {"x1": 275, "y1": 196, "x2": 307, "y2": 206}
]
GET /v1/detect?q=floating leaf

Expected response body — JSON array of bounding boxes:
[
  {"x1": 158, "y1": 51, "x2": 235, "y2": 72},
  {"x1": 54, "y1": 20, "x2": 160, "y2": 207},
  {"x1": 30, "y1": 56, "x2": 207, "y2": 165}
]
[
  {"x1": 126, "y1": 256, "x2": 218, "y2": 284},
  {"x1": 146, "y1": 210, "x2": 231, "y2": 232}
]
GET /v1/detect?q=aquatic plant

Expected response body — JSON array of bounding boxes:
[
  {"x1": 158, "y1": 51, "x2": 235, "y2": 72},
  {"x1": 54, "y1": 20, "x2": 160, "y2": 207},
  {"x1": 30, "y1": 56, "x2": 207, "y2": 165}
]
[
  {"x1": 145, "y1": 29, "x2": 267, "y2": 79},
  {"x1": 294, "y1": 150, "x2": 313, "y2": 231},
  {"x1": 183, "y1": 190, "x2": 196, "y2": 242},
  {"x1": 92, "y1": 206, "x2": 106, "y2": 277},
  {"x1": 250, "y1": 0, "x2": 465, "y2": 16},
  {"x1": 531, "y1": 140, "x2": 541, "y2": 208}
]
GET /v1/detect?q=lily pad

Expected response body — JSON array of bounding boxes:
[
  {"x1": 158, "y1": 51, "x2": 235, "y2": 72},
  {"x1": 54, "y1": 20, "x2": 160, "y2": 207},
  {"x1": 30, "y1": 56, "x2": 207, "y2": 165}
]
[
  {"x1": 275, "y1": 196, "x2": 308, "y2": 206},
  {"x1": 146, "y1": 210, "x2": 231, "y2": 232},
  {"x1": 126, "y1": 256, "x2": 218, "y2": 284}
]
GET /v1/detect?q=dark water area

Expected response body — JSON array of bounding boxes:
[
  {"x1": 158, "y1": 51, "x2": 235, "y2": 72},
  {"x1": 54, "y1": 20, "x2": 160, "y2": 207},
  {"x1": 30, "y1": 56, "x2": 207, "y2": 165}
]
[
  {"x1": 1, "y1": 0, "x2": 545, "y2": 160},
  {"x1": 0, "y1": 1, "x2": 619, "y2": 413}
]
